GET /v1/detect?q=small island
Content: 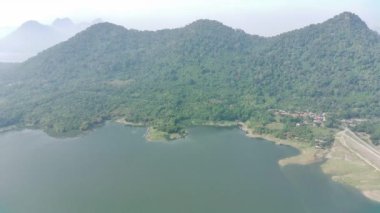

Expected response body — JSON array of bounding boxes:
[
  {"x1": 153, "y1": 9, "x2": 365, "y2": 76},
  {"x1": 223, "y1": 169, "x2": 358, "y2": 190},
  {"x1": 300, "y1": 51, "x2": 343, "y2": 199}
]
[
  {"x1": 145, "y1": 127, "x2": 187, "y2": 142},
  {"x1": 116, "y1": 111, "x2": 380, "y2": 202},
  {"x1": 115, "y1": 118, "x2": 187, "y2": 142},
  {"x1": 0, "y1": 11, "x2": 380, "y2": 205}
]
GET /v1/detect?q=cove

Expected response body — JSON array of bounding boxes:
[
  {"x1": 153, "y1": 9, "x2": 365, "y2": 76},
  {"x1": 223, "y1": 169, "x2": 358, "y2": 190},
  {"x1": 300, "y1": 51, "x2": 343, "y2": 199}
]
[{"x1": 0, "y1": 123, "x2": 379, "y2": 213}]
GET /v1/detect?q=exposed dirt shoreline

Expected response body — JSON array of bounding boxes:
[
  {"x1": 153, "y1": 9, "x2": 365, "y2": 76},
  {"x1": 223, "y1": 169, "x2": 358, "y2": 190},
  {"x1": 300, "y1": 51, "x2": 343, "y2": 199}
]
[
  {"x1": 237, "y1": 122, "x2": 327, "y2": 166},
  {"x1": 323, "y1": 129, "x2": 380, "y2": 203},
  {"x1": 239, "y1": 122, "x2": 380, "y2": 203},
  {"x1": 115, "y1": 118, "x2": 185, "y2": 142},
  {"x1": 115, "y1": 118, "x2": 144, "y2": 127},
  {"x1": 115, "y1": 118, "x2": 380, "y2": 202}
]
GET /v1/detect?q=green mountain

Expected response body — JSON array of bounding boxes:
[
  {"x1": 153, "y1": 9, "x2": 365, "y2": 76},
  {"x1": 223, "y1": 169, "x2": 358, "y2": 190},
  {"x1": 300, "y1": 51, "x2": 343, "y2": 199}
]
[{"x1": 0, "y1": 12, "x2": 379, "y2": 135}]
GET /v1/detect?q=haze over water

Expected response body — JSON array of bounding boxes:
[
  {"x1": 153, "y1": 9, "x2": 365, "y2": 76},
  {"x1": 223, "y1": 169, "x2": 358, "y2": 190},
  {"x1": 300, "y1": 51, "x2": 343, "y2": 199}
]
[{"x1": 0, "y1": 124, "x2": 379, "y2": 213}]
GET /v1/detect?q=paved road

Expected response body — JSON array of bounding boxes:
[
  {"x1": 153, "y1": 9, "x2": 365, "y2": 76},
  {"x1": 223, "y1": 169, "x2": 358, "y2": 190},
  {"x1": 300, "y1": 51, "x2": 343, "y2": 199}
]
[{"x1": 336, "y1": 129, "x2": 380, "y2": 171}]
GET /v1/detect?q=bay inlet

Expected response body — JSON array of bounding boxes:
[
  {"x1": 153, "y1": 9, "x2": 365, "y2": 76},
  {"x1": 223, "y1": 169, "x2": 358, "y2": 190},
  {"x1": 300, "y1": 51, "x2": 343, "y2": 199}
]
[{"x1": 0, "y1": 124, "x2": 379, "y2": 213}]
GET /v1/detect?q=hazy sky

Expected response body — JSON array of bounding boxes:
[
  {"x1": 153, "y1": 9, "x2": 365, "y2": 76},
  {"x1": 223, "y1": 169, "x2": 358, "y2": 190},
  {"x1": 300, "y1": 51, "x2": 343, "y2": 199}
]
[{"x1": 0, "y1": 0, "x2": 379, "y2": 37}]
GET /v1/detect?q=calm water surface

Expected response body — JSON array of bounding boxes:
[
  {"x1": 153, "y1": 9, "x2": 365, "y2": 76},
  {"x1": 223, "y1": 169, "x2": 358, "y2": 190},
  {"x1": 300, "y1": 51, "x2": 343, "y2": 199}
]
[{"x1": 0, "y1": 124, "x2": 379, "y2": 213}]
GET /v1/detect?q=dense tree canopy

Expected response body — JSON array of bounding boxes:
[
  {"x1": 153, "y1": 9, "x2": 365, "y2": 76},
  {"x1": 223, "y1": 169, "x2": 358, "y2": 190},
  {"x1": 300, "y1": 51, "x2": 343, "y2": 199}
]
[{"x1": 0, "y1": 12, "x2": 379, "y2": 135}]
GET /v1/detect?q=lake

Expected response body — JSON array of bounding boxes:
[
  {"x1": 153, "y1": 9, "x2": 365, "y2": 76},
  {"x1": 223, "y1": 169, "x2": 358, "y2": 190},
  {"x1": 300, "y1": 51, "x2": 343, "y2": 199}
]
[{"x1": 0, "y1": 123, "x2": 379, "y2": 213}]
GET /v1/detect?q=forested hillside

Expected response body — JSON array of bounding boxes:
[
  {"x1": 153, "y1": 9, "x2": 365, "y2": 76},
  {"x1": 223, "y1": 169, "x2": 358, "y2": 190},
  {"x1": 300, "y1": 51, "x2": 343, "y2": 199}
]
[{"x1": 0, "y1": 12, "x2": 379, "y2": 135}]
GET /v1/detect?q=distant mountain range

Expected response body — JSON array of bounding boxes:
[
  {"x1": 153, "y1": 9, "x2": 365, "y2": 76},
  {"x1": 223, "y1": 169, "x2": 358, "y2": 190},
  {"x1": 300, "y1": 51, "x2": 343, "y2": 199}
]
[
  {"x1": 0, "y1": 18, "x2": 101, "y2": 62},
  {"x1": 0, "y1": 12, "x2": 379, "y2": 135}
]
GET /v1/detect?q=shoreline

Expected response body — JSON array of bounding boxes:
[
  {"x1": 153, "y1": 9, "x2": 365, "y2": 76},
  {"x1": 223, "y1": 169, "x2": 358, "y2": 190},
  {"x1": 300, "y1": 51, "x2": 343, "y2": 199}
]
[
  {"x1": 321, "y1": 130, "x2": 380, "y2": 203},
  {"x1": 363, "y1": 190, "x2": 380, "y2": 203},
  {"x1": 238, "y1": 122, "x2": 380, "y2": 203},
  {"x1": 144, "y1": 127, "x2": 160, "y2": 142},
  {"x1": 115, "y1": 119, "x2": 326, "y2": 166},
  {"x1": 237, "y1": 122, "x2": 327, "y2": 166},
  {"x1": 0, "y1": 125, "x2": 20, "y2": 134},
  {"x1": 114, "y1": 118, "x2": 145, "y2": 127},
  {"x1": 115, "y1": 118, "x2": 186, "y2": 142},
  {"x1": 4, "y1": 118, "x2": 379, "y2": 202},
  {"x1": 144, "y1": 127, "x2": 187, "y2": 142}
]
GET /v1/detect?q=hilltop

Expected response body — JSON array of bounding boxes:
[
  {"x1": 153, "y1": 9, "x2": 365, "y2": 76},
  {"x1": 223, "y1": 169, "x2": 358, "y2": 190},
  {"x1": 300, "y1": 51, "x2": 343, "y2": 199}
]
[
  {"x1": 0, "y1": 18, "x2": 101, "y2": 62},
  {"x1": 0, "y1": 12, "x2": 379, "y2": 139}
]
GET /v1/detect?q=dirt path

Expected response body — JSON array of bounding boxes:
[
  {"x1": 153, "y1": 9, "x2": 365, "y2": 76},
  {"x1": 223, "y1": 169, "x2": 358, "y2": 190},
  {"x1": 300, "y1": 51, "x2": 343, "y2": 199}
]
[{"x1": 337, "y1": 129, "x2": 380, "y2": 171}]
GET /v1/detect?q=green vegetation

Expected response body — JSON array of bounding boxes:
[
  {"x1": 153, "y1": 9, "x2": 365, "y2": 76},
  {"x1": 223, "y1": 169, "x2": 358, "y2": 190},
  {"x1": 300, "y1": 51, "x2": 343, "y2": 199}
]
[
  {"x1": 247, "y1": 114, "x2": 335, "y2": 148},
  {"x1": 0, "y1": 12, "x2": 379, "y2": 143},
  {"x1": 146, "y1": 127, "x2": 186, "y2": 141},
  {"x1": 353, "y1": 121, "x2": 380, "y2": 145},
  {"x1": 0, "y1": 63, "x2": 18, "y2": 81}
]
